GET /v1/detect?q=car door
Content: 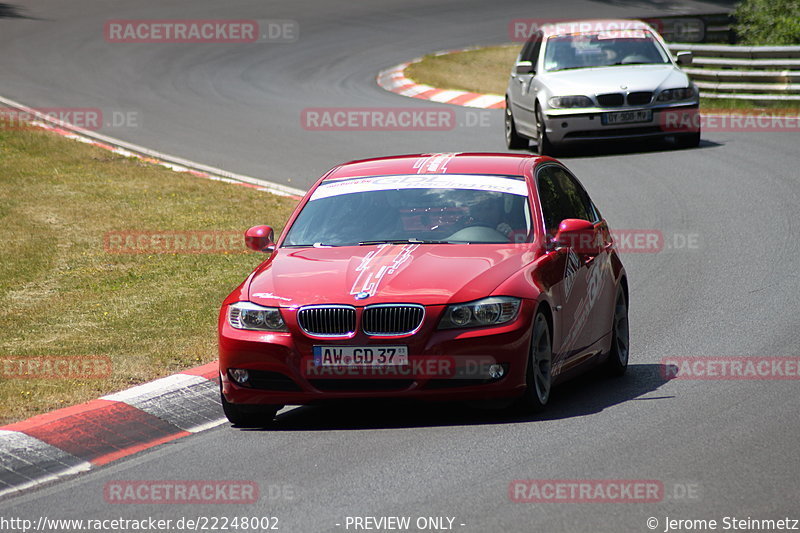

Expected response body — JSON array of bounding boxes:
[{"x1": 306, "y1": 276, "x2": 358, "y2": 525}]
[
  {"x1": 536, "y1": 165, "x2": 610, "y2": 373},
  {"x1": 550, "y1": 166, "x2": 616, "y2": 354},
  {"x1": 508, "y1": 31, "x2": 542, "y2": 136}
]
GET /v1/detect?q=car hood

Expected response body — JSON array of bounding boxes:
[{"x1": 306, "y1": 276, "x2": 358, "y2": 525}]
[
  {"x1": 542, "y1": 64, "x2": 689, "y2": 97},
  {"x1": 247, "y1": 244, "x2": 536, "y2": 307}
]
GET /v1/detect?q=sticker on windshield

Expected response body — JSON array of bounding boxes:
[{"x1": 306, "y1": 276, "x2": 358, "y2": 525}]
[
  {"x1": 311, "y1": 174, "x2": 529, "y2": 201},
  {"x1": 596, "y1": 30, "x2": 647, "y2": 40}
]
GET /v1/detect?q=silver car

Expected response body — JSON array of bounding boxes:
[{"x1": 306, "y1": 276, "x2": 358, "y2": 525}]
[{"x1": 505, "y1": 19, "x2": 701, "y2": 154}]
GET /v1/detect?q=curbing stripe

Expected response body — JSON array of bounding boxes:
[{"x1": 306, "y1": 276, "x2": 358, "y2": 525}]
[
  {"x1": 103, "y1": 374, "x2": 225, "y2": 434},
  {"x1": 0, "y1": 94, "x2": 306, "y2": 199},
  {"x1": 0, "y1": 431, "x2": 92, "y2": 499},
  {"x1": 0, "y1": 360, "x2": 225, "y2": 500},
  {"x1": 3, "y1": 399, "x2": 189, "y2": 466},
  {"x1": 376, "y1": 51, "x2": 505, "y2": 109}
]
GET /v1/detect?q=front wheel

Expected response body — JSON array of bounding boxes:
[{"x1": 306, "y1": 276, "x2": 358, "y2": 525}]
[
  {"x1": 221, "y1": 388, "x2": 282, "y2": 428},
  {"x1": 515, "y1": 311, "x2": 553, "y2": 413},
  {"x1": 605, "y1": 287, "x2": 629, "y2": 376},
  {"x1": 505, "y1": 100, "x2": 528, "y2": 149},
  {"x1": 535, "y1": 106, "x2": 556, "y2": 155}
]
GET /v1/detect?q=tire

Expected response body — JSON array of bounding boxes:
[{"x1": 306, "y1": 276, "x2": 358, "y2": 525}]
[
  {"x1": 605, "y1": 286, "x2": 630, "y2": 376},
  {"x1": 221, "y1": 388, "x2": 282, "y2": 428},
  {"x1": 535, "y1": 105, "x2": 556, "y2": 156},
  {"x1": 515, "y1": 311, "x2": 553, "y2": 413},
  {"x1": 675, "y1": 131, "x2": 701, "y2": 149},
  {"x1": 505, "y1": 100, "x2": 528, "y2": 149}
]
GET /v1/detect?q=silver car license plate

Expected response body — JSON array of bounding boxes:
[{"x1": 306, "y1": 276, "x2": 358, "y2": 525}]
[{"x1": 602, "y1": 110, "x2": 653, "y2": 125}]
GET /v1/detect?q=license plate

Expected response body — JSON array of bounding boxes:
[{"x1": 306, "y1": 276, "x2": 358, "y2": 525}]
[
  {"x1": 313, "y1": 346, "x2": 409, "y2": 366},
  {"x1": 602, "y1": 110, "x2": 653, "y2": 125}
]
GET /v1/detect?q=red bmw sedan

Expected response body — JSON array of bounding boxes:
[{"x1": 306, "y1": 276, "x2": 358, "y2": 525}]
[{"x1": 219, "y1": 153, "x2": 628, "y2": 426}]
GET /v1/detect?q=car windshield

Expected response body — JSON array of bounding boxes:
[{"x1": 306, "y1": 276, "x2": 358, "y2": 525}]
[
  {"x1": 282, "y1": 174, "x2": 533, "y2": 246},
  {"x1": 543, "y1": 30, "x2": 669, "y2": 71}
]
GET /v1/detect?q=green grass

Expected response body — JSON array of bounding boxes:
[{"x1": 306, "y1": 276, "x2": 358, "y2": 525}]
[
  {"x1": 0, "y1": 124, "x2": 298, "y2": 424},
  {"x1": 405, "y1": 45, "x2": 518, "y2": 96},
  {"x1": 405, "y1": 44, "x2": 800, "y2": 110},
  {"x1": 734, "y1": 0, "x2": 800, "y2": 45}
]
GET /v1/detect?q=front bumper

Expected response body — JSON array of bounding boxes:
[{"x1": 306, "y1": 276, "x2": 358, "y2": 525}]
[
  {"x1": 543, "y1": 103, "x2": 700, "y2": 143},
  {"x1": 219, "y1": 301, "x2": 536, "y2": 405}
]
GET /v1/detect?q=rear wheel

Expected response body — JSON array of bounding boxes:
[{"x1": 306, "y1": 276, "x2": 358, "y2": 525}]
[
  {"x1": 535, "y1": 105, "x2": 556, "y2": 155},
  {"x1": 516, "y1": 311, "x2": 553, "y2": 413},
  {"x1": 221, "y1": 387, "x2": 282, "y2": 428},
  {"x1": 505, "y1": 100, "x2": 528, "y2": 149},
  {"x1": 605, "y1": 287, "x2": 629, "y2": 376}
]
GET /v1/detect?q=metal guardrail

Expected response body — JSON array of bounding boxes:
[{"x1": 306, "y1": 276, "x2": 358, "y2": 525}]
[
  {"x1": 643, "y1": 14, "x2": 734, "y2": 44},
  {"x1": 667, "y1": 43, "x2": 800, "y2": 101}
]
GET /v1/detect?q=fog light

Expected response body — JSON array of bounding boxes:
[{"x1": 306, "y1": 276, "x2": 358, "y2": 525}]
[
  {"x1": 561, "y1": 122, "x2": 568, "y2": 128},
  {"x1": 488, "y1": 364, "x2": 505, "y2": 379},
  {"x1": 229, "y1": 368, "x2": 249, "y2": 385}
]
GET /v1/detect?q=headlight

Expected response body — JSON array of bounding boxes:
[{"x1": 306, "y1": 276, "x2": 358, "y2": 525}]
[
  {"x1": 228, "y1": 302, "x2": 287, "y2": 331},
  {"x1": 548, "y1": 95, "x2": 594, "y2": 108},
  {"x1": 439, "y1": 296, "x2": 521, "y2": 329},
  {"x1": 656, "y1": 87, "x2": 696, "y2": 102}
]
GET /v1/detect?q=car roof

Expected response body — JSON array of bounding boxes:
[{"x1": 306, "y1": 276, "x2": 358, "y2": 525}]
[
  {"x1": 323, "y1": 152, "x2": 551, "y2": 181},
  {"x1": 539, "y1": 19, "x2": 653, "y2": 38}
]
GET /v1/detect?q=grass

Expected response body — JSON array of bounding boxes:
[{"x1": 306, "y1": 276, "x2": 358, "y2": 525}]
[
  {"x1": 405, "y1": 45, "x2": 800, "y2": 110},
  {"x1": 0, "y1": 123, "x2": 298, "y2": 424},
  {"x1": 405, "y1": 45, "x2": 518, "y2": 96}
]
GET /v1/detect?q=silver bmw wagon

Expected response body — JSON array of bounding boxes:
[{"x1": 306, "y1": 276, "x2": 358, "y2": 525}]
[{"x1": 505, "y1": 19, "x2": 700, "y2": 154}]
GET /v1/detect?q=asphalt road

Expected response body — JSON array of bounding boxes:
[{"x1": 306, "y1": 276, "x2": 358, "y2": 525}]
[{"x1": 2, "y1": 0, "x2": 800, "y2": 531}]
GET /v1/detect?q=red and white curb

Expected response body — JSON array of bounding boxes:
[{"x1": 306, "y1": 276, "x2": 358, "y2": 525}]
[
  {"x1": 377, "y1": 49, "x2": 505, "y2": 110},
  {"x1": 0, "y1": 363, "x2": 224, "y2": 499},
  {"x1": 0, "y1": 95, "x2": 306, "y2": 199}
]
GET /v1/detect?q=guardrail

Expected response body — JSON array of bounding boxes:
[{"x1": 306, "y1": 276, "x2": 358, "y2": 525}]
[
  {"x1": 667, "y1": 43, "x2": 800, "y2": 101},
  {"x1": 643, "y1": 13, "x2": 734, "y2": 44}
]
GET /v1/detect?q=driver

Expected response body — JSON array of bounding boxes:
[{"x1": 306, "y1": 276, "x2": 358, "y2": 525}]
[{"x1": 468, "y1": 196, "x2": 513, "y2": 238}]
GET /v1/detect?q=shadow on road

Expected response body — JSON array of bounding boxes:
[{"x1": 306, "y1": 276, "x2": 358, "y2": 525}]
[
  {"x1": 0, "y1": 3, "x2": 33, "y2": 19},
  {"x1": 538, "y1": 138, "x2": 723, "y2": 160},
  {"x1": 243, "y1": 363, "x2": 674, "y2": 431}
]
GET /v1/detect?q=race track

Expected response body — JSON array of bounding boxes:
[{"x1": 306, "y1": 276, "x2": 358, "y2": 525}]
[{"x1": 2, "y1": 0, "x2": 799, "y2": 531}]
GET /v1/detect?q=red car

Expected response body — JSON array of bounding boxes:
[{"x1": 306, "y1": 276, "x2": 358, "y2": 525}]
[{"x1": 219, "y1": 153, "x2": 628, "y2": 426}]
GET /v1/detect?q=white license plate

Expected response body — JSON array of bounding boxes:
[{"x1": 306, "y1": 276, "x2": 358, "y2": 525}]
[
  {"x1": 602, "y1": 110, "x2": 653, "y2": 125},
  {"x1": 313, "y1": 346, "x2": 408, "y2": 366}
]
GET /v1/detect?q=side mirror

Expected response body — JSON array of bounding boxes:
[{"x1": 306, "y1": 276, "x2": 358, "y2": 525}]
[
  {"x1": 515, "y1": 61, "x2": 535, "y2": 75},
  {"x1": 675, "y1": 51, "x2": 693, "y2": 66},
  {"x1": 245, "y1": 225, "x2": 275, "y2": 253},
  {"x1": 554, "y1": 218, "x2": 599, "y2": 253}
]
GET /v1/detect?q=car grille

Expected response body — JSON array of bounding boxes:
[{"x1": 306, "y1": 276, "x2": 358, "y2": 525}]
[
  {"x1": 297, "y1": 306, "x2": 356, "y2": 336},
  {"x1": 597, "y1": 93, "x2": 624, "y2": 106},
  {"x1": 627, "y1": 91, "x2": 653, "y2": 105},
  {"x1": 363, "y1": 305, "x2": 424, "y2": 335}
]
